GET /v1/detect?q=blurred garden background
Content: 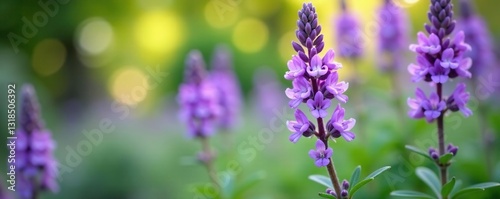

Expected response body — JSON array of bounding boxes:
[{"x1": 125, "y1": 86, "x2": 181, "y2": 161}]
[{"x1": 1, "y1": 0, "x2": 500, "y2": 198}]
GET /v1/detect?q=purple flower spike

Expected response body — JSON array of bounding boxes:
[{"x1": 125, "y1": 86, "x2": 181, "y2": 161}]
[
  {"x1": 309, "y1": 140, "x2": 333, "y2": 167},
  {"x1": 178, "y1": 50, "x2": 221, "y2": 138},
  {"x1": 457, "y1": 0, "x2": 496, "y2": 76},
  {"x1": 287, "y1": 109, "x2": 316, "y2": 143},
  {"x1": 210, "y1": 45, "x2": 243, "y2": 130},
  {"x1": 15, "y1": 85, "x2": 58, "y2": 199},
  {"x1": 322, "y1": 49, "x2": 342, "y2": 70},
  {"x1": 307, "y1": 91, "x2": 331, "y2": 118},
  {"x1": 285, "y1": 55, "x2": 306, "y2": 80},
  {"x1": 447, "y1": 83, "x2": 472, "y2": 117},
  {"x1": 335, "y1": 2, "x2": 363, "y2": 58},
  {"x1": 422, "y1": 92, "x2": 446, "y2": 123},
  {"x1": 440, "y1": 48, "x2": 459, "y2": 69},
  {"x1": 326, "y1": 104, "x2": 356, "y2": 142}
]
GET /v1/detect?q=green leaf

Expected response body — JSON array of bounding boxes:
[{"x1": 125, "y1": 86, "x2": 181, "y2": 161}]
[
  {"x1": 441, "y1": 177, "x2": 456, "y2": 198},
  {"x1": 390, "y1": 190, "x2": 435, "y2": 199},
  {"x1": 438, "y1": 153, "x2": 453, "y2": 165},
  {"x1": 415, "y1": 167, "x2": 441, "y2": 198},
  {"x1": 308, "y1": 175, "x2": 333, "y2": 188},
  {"x1": 349, "y1": 166, "x2": 361, "y2": 191},
  {"x1": 451, "y1": 182, "x2": 500, "y2": 199},
  {"x1": 319, "y1": 192, "x2": 337, "y2": 199},
  {"x1": 221, "y1": 171, "x2": 235, "y2": 198},
  {"x1": 405, "y1": 145, "x2": 433, "y2": 162},
  {"x1": 349, "y1": 166, "x2": 391, "y2": 198}
]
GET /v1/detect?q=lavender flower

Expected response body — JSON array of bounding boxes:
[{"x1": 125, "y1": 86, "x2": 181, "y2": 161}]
[
  {"x1": 285, "y1": 3, "x2": 356, "y2": 196},
  {"x1": 178, "y1": 50, "x2": 221, "y2": 138},
  {"x1": 15, "y1": 85, "x2": 58, "y2": 199},
  {"x1": 210, "y1": 45, "x2": 242, "y2": 130},
  {"x1": 406, "y1": 0, "x2": 472, "y2": 186},
  {"x1": 377, "y1": 0, "x2": 409, "y2": 72},
  {"x1": 457, "y1": 0, "x2": 495, "y2": 76},
  {"x1": 307, "y1": 92, "x2": 331, "y2": 119},
  {"x1": 326, "y1": 104, "x2": 356, "y2": 142},
  {"x1": 252, "y1": 68, "x2": 286, "y2": 123},
  {"x1": 287, "y1": 109, "x2": 315, "y2": 143},
  {"x1": 309, "y1": 140, "x2": 333, "y2": 167},
  {"x1": 446, "y1": 83, "x2": 472, "y2": 117},
  {"x1": 335, "y1": 0, "x2": 363, "y2": 59}
]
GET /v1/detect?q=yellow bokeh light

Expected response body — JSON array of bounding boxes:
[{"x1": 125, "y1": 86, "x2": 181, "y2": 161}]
[
  {"x1": 32, "y1": 39, "x2": 66, "y2": 76},
  {"x1": 393, "y1": 0, "x2": 420, "y2": 8},
  {"x1": 110, "y1": 67, "x2": 149, "y2": 106},
  {"x1": 134, "y1": 10, "x2": 184, "y2": 61},
  {"x1": 244, "y1": 0, "x2": 280, "y2": 17},
  {"x1": 232, "y1": 18, "x2": 268, "y2": 53},
  {"x1": 205, "y1": 0, "x2": 239, "y2": 28}
]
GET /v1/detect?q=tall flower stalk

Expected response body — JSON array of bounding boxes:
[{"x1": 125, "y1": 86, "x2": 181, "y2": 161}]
[
  {"x1": 178, "y1": 50, "x2": 222, "y2": 190},
  {"x1": 15, "y1": 85, "x2": 58, "y2": 199},
  {"x1": 392, "y1": 0, "x2": 500, "y2": 198},
  {"x1": 210, "y1": 45, "x2": 242, "y2": 132},
  {"x1": 286, "y1": 3, "x2": 389, "y2": 198},
  {"x1": 457, "y1": 0, "x2": 496, "y2": 175},
  {"x1": 376, "y1": 0, "x2": 409, "y2": 116}
]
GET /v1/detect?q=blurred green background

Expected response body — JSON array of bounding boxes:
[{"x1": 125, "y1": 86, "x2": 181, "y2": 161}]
[{"x1": 1, "y1": 0, "x2": 500, "y2": 198}]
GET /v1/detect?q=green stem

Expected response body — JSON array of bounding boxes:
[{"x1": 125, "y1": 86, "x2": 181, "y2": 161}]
[{"x1": 200, "y1": 138, "x2": 220, "y2": 190}]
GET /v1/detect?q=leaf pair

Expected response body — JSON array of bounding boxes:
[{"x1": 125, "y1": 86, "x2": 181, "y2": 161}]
[
  {"x1": 391, "y1": 167, "x2": 500, "y2": 199},
  {"x1": 309, "y1": 165, "x2": 391, "y2": 199}
]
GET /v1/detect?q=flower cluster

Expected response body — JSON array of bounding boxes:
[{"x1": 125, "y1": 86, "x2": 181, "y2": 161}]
[
  {"x1": 210, "y1": 45, "x2": 242, "y2": 130},
  {"x1": 15, "y1": 85, "x2": 58, "y2": 199},
  {"x1": 285, "y1": 3, "x2": 355, "y2": 167},
  {"x1": 326, "y1": 180, "x2": 350, "y2": 198},
  {"x1": 178, "y1": 50, "x2": 222, "y2": 138},
  {"x1": 335, "y1": 0, "x2": 363, "y2": 59},
  {"x1": 407, "y1": 0, "x2": 472, "y2": 122},
  {"x1": 376, "y1": 0, "x2": 408, "y2": 72},
  {"x1": 457, "y1": 0, "x2": 495, "y2": 76}
]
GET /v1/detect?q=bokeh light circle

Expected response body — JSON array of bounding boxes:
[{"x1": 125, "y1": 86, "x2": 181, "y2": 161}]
[
  {"x1": 392, "y1": 0, "x2": 420, "y2": 8},
  {"x1": 278, "y1": 31, "x2": 296, "y2": 63},
  {"x1": 32, "y1": 39, "x2": 66, "y2": 76},
  {"x1": 110, "y1": 67, "x2": 150, "y2": 105},
  {"x1": 134, "y1": 10, "x2": 184, "y2": 59},
  {"x1": 205, "y1": 0, "x2": 239, "y2": 28},
  {"x1": 232, "y1": 18, "x2": 268, "y2": 53},
  {"x1": 76, "y1": 17, "x2": 114, "y2": 55}
]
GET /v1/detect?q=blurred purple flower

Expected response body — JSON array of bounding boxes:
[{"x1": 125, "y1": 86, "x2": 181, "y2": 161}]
[
  {"x1": 377, "y1": 0, "x2": 409, "y2": 72},
  {"x1": 457, "y1": 0, "x2": 496, "y2": 76},
  {"x1": 335, "y1": 1, "x2": 363, "y2": 59},
  {"x1": 447, "y1": 83, "x2": 472, "y2": 117},
  {"x1": 210, "y1": 45, "x2": 243, "y2": 130},
  {"x1": 178, "y1": 50, "x2": 221, "y2": 138},
  {"x1": 326, "y1": 104, "x2": 356, "y2": 142},
  {"x1": 307, "y1": 92, "x2": 331, "y2": 118},
  {"x1": 252, "y1": 68, "x2": 286, "y2": 123},
  {"x1": 15, "y1": 85, "x2": 58, "y2": 199},
  {"x1": 309, "y1": 140, "x2": 333, "y2": 167}
]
